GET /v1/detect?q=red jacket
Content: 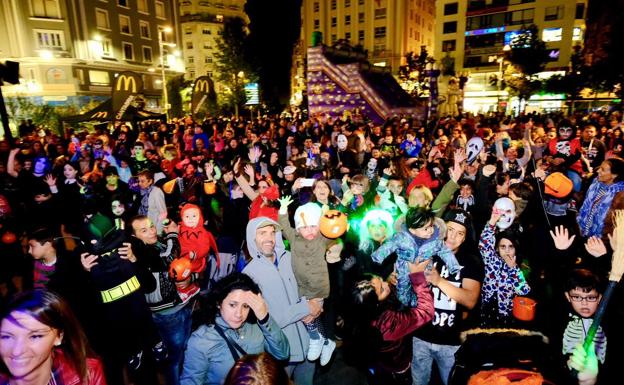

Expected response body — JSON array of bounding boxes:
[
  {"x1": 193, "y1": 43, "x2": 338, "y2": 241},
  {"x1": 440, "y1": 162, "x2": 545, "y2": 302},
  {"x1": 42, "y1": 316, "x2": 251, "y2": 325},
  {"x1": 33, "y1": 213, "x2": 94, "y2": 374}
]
[
  {"x1": 372, "y1": 272, "x2": 434, "y2": 373},
  {"x1": 407, "y1": 168, "x2": 440, "y2": 195},
  {"x1": 0, "y1": 350, "x2": 106, "y2": 385}
]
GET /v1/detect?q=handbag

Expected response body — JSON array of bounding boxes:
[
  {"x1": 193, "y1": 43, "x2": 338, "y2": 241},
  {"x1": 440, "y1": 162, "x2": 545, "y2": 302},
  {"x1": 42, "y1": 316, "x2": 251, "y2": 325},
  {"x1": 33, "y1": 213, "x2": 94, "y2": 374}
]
[{"x1": 213, "y1": 324, "x2": 247, "y2": 361}]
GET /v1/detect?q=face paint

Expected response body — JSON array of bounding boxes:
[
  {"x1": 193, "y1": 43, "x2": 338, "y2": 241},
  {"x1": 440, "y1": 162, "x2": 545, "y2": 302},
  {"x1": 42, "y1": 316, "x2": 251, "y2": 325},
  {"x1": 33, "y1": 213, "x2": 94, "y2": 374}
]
[
  {"x1": 337, "y1": 134, "x2": 348, "y2": 151},
  {"x1": 111, "y1": 200, "x2": 125, "y2": 217},
  {"x1": 493, "y1": 197, "x2": 516, "y2": 230},
  {"x1": 558, "y1": 126, "x2": 573, "y2": 140}
]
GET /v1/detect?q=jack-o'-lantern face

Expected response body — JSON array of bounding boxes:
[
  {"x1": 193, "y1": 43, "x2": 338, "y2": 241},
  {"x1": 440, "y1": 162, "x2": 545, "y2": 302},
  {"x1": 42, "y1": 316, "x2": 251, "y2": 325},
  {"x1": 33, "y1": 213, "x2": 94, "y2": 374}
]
[{"x1": 319, "y1": 210, "x2": 348, "y2": 238}]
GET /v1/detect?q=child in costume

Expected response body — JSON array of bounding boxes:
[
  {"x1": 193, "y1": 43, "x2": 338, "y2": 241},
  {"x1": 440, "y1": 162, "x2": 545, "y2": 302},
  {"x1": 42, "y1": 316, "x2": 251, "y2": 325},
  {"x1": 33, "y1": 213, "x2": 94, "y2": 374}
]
[
  {"x1": 177, "y1": 203, "x2": 219, "y2": 299},
  {"x1": 400, "y1": 129, "x2": 423, "y2": 158},
  {"x1": 372, "y1": 207, "x2": 461, "y2": 307},
  {"x1": 562, "y1": 269, "x2": 607, "y2": 365},
  {"x1": 277, "y1": 198, "x2": 336, "y2": 366}
]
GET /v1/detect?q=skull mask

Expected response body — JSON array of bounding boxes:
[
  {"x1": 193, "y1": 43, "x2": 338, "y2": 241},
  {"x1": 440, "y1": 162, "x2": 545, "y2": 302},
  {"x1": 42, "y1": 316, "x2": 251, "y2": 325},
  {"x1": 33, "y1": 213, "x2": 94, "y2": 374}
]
[{"x1": 493, "y1": 197, "x2": 516, "y2": 230}]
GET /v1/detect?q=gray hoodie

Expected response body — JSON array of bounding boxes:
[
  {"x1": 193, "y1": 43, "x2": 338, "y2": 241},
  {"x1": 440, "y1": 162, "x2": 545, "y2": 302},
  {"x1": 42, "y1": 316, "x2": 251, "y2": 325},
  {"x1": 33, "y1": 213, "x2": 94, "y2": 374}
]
[{"x1": 242, "y1": 217, "x2": 310, "y2": 362}]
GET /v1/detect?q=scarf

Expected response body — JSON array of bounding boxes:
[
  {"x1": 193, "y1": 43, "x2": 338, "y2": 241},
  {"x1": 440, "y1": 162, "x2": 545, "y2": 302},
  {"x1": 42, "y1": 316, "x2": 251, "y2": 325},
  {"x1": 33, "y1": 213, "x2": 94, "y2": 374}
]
[{"x1": 139, "y1": 185, "x2": 154, "y2": 215}]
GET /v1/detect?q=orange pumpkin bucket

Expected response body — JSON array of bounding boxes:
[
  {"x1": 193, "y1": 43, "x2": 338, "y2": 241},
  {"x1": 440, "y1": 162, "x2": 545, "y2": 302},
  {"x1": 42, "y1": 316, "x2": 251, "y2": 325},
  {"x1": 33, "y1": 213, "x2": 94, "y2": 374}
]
[{"x1": 513, "y1": 296, "x2": 537, "y2": 321}]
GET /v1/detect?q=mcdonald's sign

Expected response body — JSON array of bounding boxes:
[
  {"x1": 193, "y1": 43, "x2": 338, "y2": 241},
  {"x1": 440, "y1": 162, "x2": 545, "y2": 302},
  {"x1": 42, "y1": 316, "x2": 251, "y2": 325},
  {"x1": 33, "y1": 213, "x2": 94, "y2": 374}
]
[
  {"x1": 116, "y1": 75, "x2": 138, "y2": 92},
  {"x1": 111, "y1": 71, "x2": 143, "y2": 120},
  {"x1": 196, "y1": 79, "x2": 210, "y2": 93},
  {"x1": 91, "y1": 111, "x2": 108, "y2": 119},
  {"x1": 191, "y1": 76, "x2": 215, "y2": 119}
]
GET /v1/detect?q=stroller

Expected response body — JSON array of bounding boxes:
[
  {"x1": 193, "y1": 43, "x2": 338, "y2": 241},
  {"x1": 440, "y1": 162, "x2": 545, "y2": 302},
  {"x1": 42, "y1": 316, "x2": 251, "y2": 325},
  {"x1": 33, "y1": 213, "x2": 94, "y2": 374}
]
[{"x1": 449, "y1": 328, "x2": 571, "y2": 385}]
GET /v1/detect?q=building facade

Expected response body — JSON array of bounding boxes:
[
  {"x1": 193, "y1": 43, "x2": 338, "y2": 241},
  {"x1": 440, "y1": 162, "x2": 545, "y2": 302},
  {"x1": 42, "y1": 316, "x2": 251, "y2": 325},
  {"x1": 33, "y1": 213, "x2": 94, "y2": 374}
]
[
  {"x1": 434, "y1": 0, "x2": 588, "y2": 113},
  {"x1": 0, "y1": 0, "x2": 182, "y2": 109},
  {"x1": 178, "y1": 0, "x2": 247, "y2": 86},
  {"x1": 300, "y1": 0, "x2": 435, "y2": 71}
]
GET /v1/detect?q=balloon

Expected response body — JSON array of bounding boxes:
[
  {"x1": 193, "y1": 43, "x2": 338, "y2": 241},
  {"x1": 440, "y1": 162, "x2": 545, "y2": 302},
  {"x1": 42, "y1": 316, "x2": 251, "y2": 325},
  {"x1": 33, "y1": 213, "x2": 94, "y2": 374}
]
[{"x1": 466, "y1": 137, "x2": 484, "y2": 164}]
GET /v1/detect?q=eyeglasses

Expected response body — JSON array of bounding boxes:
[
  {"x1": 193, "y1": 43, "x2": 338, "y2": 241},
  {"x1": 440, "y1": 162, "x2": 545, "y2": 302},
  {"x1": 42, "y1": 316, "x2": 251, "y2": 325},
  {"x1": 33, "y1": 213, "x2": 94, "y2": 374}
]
[{"x1": 568, "y1": 294, "x2": 599, "y2": 302}]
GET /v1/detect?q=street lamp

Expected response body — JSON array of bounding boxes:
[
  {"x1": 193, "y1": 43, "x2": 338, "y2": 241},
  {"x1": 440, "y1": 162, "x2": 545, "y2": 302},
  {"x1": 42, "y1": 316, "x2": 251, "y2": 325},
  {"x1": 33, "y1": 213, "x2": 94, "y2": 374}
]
[
  {"x1": 498, "y1": 45, "x2": 511, "y2": 112},
  {"x1": 158, "y1": 26, "x2": 175, "y2": 120}
]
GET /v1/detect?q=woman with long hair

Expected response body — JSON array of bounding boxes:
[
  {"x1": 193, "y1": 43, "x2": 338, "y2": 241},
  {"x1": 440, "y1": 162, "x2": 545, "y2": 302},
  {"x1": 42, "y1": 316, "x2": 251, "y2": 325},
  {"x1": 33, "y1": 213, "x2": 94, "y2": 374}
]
[
  {"x1": 180, "y1": 273, "x2": 289, "y2": 385},
  {"x1": 344, "y1": 259, "x2": 433, "y2": 384},
  {"x1": 0, "y1": 290, "x2": 106, "y2": 385}
]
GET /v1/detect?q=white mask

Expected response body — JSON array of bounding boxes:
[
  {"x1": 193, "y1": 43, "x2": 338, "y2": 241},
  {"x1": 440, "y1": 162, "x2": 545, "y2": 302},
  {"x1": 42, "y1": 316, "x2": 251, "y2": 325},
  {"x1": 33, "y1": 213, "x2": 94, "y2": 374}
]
[
  {"x1": 493, "y1": 197, "x2": 516, "y2": 230},
  {"x1": 367, "y1": 158, "x2": 377, "y2": 172},
  {"x1": 337, "y1": 134, "x2": 348, "y2": 151},
  {"x1": 466, "y1": 137, "x2": 484, "y2": 164}
]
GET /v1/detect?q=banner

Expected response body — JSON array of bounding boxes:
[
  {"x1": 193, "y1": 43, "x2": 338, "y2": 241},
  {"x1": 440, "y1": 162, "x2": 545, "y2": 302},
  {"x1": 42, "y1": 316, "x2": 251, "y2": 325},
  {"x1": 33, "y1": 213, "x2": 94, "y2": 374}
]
[
  {"x1": 191, "y1": 76, "x2": 215, "y2": 118},
  {"x1": 112, "y1": 71, "x2": 143, "y2": 121}
]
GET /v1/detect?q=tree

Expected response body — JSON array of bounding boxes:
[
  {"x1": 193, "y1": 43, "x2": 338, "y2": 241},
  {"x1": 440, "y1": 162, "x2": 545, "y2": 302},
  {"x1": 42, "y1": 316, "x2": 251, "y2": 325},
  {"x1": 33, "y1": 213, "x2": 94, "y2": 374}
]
[
  {"x1": 542, "y1": 45, "x2": 587, "y2": 111},
  {"x1": 214, "y1": 17, "x2": 257, "y2": 114},
  {"x1": 398, "y1": 46, "x2": 434, "y2": 98},
  {"x1": 502, "y1": 24, "x2": 549, "y2": 111},
  {"x1": 5, "y1": 96, "x2": 82, "y2": 135},
  {"x1": 506, "y1": 24, "x2": 549, "y2": 76},
  {"x1": 167, "y1": 75, "x2": 191, "y2": 118}
]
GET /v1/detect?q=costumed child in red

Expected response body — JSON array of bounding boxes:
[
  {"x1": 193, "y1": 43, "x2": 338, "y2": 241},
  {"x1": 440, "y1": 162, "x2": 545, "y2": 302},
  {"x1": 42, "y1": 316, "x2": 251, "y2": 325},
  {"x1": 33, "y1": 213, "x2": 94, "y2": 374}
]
[
  {"x1": 175, "y1": 203, "x2": 219, "y2": 299},
  {"x1": 544, "y1": 119, "x2": 583, "y2": 193}
]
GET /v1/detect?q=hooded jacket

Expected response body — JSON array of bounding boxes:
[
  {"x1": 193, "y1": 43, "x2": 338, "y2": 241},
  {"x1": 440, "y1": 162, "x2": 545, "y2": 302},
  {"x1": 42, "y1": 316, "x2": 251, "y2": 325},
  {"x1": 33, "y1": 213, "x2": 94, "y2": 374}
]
[{"x1": 242, "y1": 217, "x2": 310, "y2": 362}]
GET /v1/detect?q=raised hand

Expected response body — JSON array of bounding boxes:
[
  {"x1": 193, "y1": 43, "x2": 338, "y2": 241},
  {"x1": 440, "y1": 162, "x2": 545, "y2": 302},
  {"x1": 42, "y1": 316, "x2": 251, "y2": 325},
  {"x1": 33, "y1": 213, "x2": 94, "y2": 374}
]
[
  {"x1": 244, "y1": 164, "x2": 255, "y2": 179},
  {"x1": 482, "y1": 164, "x2": 497, "y2": 177},
  {"x1": 277, "y1": 195, "x2": 294, "y2": 209},
  {"x1": 549, "y1": 225, "x2": 576, "y2": 251},
  {"x1": 489, "y1": 209, "x2": 502, "y2": 226},
  {"x1": 44, "y1": 174, "x2": 56, "y2": 187},
  {"x1": 242, "y1": 291, "x2": 268, "y2": 321},
  {"x1": 454, "y1": 148, "x2": 467, "y2": 164},
  {"x1": 449, "y1": 162, "x2": 463, "y2": 183},
  {"x1": 585, "y1": 236, "x2": 607, "y2": 258}
]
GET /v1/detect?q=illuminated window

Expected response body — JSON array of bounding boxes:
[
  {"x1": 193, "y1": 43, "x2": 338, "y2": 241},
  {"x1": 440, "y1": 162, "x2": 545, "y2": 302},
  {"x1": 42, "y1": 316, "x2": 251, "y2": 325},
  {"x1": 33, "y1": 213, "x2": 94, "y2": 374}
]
[
  {"x1": 30, "y1": 0, "x2": 61, "y2": 18},
  {"x1": 542, "y1": 27, "x2": 562, "y2": 42},
  {"x1": 442, "y1": 39, "x2": 456, "y2": 52},
  {"x1": 155, "y1": 1, "x2": 165, "y2": 18},
  {"x1": 140, "y1": 21, "x2": 150, "y2": 39},
  {"x1": 100, "y1": 39, "x2": 113, "y2": 57},
  {"x1": 89, "y1": 70, "x2": 110, "y2": 85},
  {"x1": 119, "y1": 15, "x2": 132, "y2": 34},
  {"x1": 137, "y1": 0, "x2": 148, "y2": 13},
  {"x1": 96, "y1": 9, "x2": 110, "y2": 30},
  {"x1": 34, "y1": 29, "x2": 65, "y2": 50},
  {"x1": 573, "y1": 27, "x2": 583, "y2": 41}
]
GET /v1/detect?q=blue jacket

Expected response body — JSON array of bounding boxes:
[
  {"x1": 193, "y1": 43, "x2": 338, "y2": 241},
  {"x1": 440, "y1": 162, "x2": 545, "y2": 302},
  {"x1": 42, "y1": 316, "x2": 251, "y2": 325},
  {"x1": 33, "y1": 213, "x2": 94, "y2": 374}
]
[
  {"x1": 577, "y1": 179, "x2": 624, "y2": 237},
  {"x1": 180, "y1": 315, "x2": 289, "y2": 385},
  {"x1": 242, "y1": 217, "x2": 311, "y2": 362}
]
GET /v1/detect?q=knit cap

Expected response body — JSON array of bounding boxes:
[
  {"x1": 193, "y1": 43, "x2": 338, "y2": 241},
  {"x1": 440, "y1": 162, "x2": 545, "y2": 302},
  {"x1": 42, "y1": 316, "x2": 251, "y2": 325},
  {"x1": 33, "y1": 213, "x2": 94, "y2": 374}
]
[{"x1": 294, "y1": 203, "x2": 322, "y2": 229}]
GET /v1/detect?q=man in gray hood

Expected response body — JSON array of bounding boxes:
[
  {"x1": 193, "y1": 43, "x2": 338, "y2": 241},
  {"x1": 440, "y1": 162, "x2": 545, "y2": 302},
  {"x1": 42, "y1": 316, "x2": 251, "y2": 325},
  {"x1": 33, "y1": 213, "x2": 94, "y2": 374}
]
[{"x1": 243, "y1": 217, "x2": 322, "y2": 385}]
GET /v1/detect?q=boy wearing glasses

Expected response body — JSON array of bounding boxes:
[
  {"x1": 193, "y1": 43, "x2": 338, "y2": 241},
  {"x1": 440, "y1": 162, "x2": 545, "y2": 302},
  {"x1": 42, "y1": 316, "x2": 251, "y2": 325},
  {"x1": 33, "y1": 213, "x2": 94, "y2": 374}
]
[{"x1": 562, "y1": 269, "x2": 607, "y2": 365}]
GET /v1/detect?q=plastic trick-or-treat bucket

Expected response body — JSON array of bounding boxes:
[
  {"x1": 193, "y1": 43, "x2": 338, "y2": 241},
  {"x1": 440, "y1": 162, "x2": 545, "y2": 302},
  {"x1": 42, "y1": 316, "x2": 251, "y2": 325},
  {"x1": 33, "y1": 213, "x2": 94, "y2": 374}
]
[{"x1": 513, "y1": 297, "x2": 537, "y2": 322}]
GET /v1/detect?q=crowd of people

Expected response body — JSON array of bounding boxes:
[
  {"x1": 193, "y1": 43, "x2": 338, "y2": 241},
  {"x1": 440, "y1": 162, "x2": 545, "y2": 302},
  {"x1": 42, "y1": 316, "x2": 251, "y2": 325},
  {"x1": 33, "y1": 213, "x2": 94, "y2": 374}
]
[{"x1": 0, "y1": 108, "x2": 623, "y2": 385}]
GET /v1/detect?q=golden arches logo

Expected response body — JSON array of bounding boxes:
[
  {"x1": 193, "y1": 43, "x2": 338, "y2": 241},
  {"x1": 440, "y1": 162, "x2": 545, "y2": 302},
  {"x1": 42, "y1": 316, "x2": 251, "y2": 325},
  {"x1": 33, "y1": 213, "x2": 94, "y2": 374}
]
[
  {"x1": 116, "y1": 75, "x2": 137, "y2": 92},
  {"x1": 91, "y1": 111, "x2": 108, "y2": 119},
  {"x1": 196, "y1": 79, "x2": 210, "y2": 93}
]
